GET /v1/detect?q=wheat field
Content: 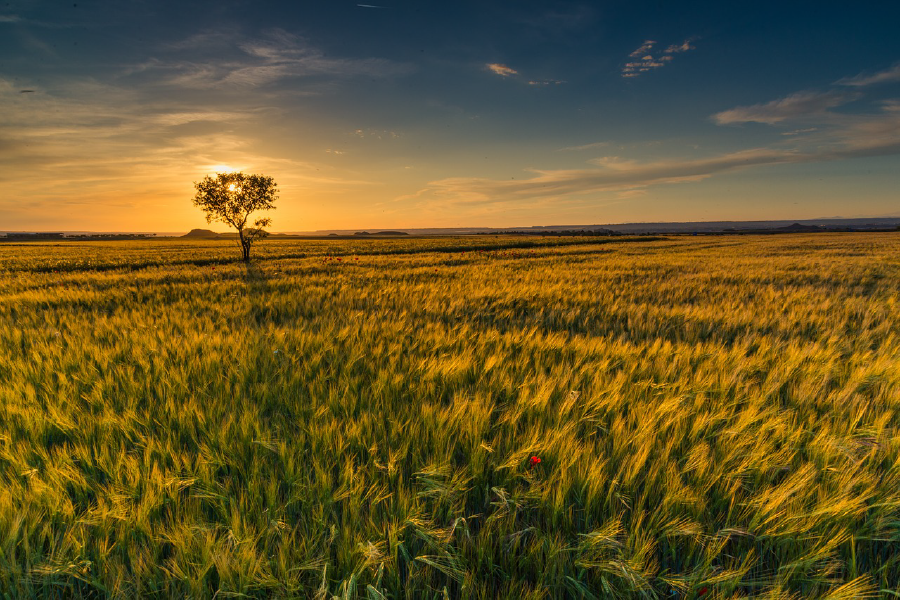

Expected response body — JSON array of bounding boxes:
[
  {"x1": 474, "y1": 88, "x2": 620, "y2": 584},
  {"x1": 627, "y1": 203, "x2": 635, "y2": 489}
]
[{"x1": 1, "y1": 233, "x2": 899, "y2": 598}]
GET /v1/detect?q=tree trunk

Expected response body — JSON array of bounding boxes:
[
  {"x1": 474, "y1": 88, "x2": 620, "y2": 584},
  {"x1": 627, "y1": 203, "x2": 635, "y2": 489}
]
[{"x1": 238, "y1": 228, "x2": 250, "y2": 261}]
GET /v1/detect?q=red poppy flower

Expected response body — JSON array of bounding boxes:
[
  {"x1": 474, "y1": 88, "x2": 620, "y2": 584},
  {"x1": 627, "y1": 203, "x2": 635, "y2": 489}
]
[
  {"x1": 529, "y1": 456, "x2": 541, "y2": 468},
  {"x1": 698, "y1": 587, "x2": 708, "y2": 596}
]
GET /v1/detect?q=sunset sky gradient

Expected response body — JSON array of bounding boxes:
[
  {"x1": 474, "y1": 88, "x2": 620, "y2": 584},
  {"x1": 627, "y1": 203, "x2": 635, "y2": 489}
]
[{"x1": 2, "y1": 0, "x2": 899, "y2": 231}]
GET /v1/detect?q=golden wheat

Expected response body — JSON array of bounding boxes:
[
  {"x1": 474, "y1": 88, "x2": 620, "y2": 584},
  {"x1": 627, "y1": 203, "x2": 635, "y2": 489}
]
[{"x1": 0, "y1": 233, "x2": 898, "y2": 598}]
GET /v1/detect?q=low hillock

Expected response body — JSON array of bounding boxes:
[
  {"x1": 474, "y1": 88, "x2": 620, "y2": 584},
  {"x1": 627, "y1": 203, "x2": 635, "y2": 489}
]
[{"x1": 182, "y1": 229, "x2": 221, "y2": 238}]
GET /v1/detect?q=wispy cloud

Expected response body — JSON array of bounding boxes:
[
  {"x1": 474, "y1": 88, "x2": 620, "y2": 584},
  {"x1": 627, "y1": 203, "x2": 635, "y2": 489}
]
[
  {"x1": 628, "y1": 40, "x2": 655, "y2": 58},
  {"x1": 616, "y1": 189, "x2": 648, "y2": 199},
  {"x1": 0, "y1": 15, "x2": 21, "y2": 22},
  {"x1": 837, "y1": 63, "x2": 900, "y2": 87},
  {"x1": 487, "y1": 63, "x2": 518, "y2": 77},
  {"x1": 0, "y1": 21, "x2": 414, "y2": 216},
  {"x1": 622, "y1": 38, "x2": 695, "y2": 78},
  {"x1": 781, "y1": 127, "x2": 818, "y2": 136},
  {"x1": 486, "y1": 63, "x2": 564, "y2": 87},
  {"x1": 353, "y1": 128, "x2": 401, "y2": 139},
  {"x1": 163, "y1": 30, "x2": 238, "y2": 51},
  {"x1": 145, "y1": 29, "x2": 412, "y2": 89},
  {"x1": 402, "y1": 63, "x2": 900, "y2": 212},
  {"x1": 150, "y1": 111, "x2": 248, "y2": 126},
  {"x1": 0, "y1": 79, "x2": 254, "y2": 187},
  {"x1": 402, "y1": 149, "x2": 802, "y2": 205},
  {"x1": 558, "y1": 141, "x2": 610, "y2": 152},
  {"x1": 664, "y1": 39, "x2": 695, "y2": 53},
  {"x1": 713, "y1": 90, "x2": 857, "y2": 124},
  {"x1": 401, "y1": 100, "x2": 900, "y2": 206},
  {"x1": 0, "y1": 72, "x2": 368, "y2": 227}
]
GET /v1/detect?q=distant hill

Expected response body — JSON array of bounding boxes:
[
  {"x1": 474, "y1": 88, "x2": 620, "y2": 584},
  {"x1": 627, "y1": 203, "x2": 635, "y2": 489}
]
[
  {"x1": 776, "y1": 222, "x2": 826, "y2": 232},
  {"x1": 183, "y1": 229, "x2": 222, "y2": 238},
  {"x1": 353, "y1": 230, "x2": 409, "y2": 236}
]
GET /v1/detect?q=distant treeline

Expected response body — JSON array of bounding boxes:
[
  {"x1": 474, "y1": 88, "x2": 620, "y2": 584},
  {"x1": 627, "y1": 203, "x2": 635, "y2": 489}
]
[
  {"x1": 712, "y1": 223, "x2": 900, "y2": 235},
  {"x1": 478, "y1": 228, "x2": 624, "y2": 236},
  {"x1": 477, "y1": 223, "x2": 900, "y2": 237},
  {"x1": 0, "y1": 233, "x2": 155, "y2": 241}
]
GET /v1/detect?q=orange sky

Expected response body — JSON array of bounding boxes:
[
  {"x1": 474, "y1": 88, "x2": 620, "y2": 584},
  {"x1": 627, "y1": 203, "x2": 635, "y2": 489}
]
[{"x1": 2, "y1": 2, "x2": 899, "y2": 232}]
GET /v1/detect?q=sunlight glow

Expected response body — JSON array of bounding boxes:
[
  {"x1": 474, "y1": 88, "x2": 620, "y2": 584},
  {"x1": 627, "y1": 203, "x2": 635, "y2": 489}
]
[{"x1": 203, "y1": 164, "x2": 240, "y2": 174}]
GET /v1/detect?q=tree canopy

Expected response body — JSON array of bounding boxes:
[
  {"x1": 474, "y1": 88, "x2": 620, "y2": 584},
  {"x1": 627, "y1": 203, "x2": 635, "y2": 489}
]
[{"x1": 192, "y1": 172, "x2": 278, "y2": 261}]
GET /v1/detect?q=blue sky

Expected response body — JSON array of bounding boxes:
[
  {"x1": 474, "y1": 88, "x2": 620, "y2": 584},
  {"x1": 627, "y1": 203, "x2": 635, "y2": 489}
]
[{"x1": 2, "y1": 0, "x2": 899, "y2": 231}]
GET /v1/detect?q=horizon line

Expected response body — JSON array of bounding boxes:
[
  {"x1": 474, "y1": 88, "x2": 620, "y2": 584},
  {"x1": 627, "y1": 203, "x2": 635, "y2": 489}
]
[{"x1": 4, "y1": 216, "x2": 900, "y2": 236}]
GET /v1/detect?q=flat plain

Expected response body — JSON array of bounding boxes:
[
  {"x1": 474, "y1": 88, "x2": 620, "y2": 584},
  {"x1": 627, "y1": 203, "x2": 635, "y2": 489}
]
[{"x1": 1, "y1": 233, "x2": 899, "y2": 598}]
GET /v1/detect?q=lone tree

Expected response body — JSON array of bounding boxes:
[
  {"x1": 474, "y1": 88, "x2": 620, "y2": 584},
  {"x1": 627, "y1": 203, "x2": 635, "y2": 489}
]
[{"x1": 192, "y1": 172, "x2": 278, "y2": 261}]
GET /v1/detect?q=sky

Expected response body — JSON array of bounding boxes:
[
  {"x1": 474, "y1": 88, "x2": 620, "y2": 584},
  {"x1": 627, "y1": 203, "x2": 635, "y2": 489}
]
[{"x1": 2, "y1": 0, "x2": 899, "y2": 232}]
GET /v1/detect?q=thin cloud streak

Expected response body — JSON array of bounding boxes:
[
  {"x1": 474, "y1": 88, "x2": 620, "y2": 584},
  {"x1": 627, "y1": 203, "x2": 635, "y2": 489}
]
[
  {"x1": 403, "y1": 106, "x2": 900, "y2": 205},
  {"x1": 487, "y1": 63, "x2": 518, "y2": 77},
  {"x1": 558, "y1": 141, "x2": 610, "y2": 152},
  {"x1": 628, "y1": 40, "x2": 655, "y2": 58},
  {"x1": 407, "y1": 149, "x2": 804, "y2": 205},
  {"x1": 146, "y1": 29, "x2": 412, "y2": 89},
  {"x1": 664, "y1": 39, "x2": 695, "y2": 53},
  {"x1": 713, "y1": 90, "x2": 858, "y2": 124},
  {"x1": 837, "y1": 63, "x2": 900, "y2": 87}
]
